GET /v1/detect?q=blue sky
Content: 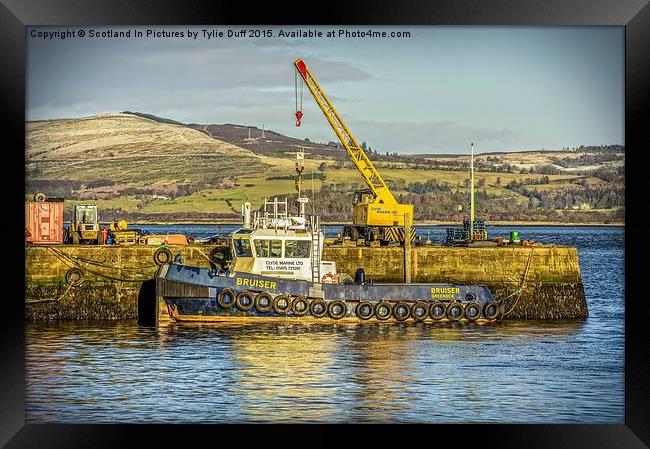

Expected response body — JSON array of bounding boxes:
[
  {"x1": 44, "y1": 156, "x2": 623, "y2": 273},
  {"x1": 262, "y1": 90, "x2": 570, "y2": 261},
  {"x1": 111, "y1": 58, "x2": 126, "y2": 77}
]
[{"x1": 26, "y1": 26, "x2": 624, "y2": 153}]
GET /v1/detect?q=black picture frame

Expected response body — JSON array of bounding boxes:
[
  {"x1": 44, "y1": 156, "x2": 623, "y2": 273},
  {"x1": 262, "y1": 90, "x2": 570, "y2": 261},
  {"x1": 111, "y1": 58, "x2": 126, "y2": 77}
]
[{"x1": 3, "y1": 0, "x2": 649, "y2": 447}]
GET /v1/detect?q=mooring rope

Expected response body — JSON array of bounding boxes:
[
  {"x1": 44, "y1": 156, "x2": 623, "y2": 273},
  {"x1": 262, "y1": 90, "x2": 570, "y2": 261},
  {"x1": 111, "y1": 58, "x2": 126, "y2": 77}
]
[
  {"x1": 501, "y1": 247, "x2": 535, "y2": 317},
  {"x1": 46, "y1": 247, "x2": 154, "y2": 282},
  {"x1": 48, "y1": 246, "x2": 159, "y2": 272},
  {"x1": 63, "y1": 252, "x2": 159, "y2": 272},
  {"x1": 496, "y1": 288, "x2": 522, "y2": 304},
  {"x1": 193, "y1": 247, "x2": 215, "y2": 266}
]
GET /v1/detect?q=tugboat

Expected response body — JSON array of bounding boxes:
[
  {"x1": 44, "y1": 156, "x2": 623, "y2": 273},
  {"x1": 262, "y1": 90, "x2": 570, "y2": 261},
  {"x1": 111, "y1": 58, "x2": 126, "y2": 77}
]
[{"x1": 155, "y1": 153, "x2": 502, "y2": 324}]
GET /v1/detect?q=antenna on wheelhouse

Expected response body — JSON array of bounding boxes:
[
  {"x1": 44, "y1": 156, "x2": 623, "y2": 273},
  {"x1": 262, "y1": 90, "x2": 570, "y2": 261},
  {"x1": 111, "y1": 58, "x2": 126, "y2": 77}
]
[
  {"x1": 295, "y1": 149, "x2": 308, "y2": 217},
  {"x1": 287, "y1": 148, "x2": 311, "y2": 219}
]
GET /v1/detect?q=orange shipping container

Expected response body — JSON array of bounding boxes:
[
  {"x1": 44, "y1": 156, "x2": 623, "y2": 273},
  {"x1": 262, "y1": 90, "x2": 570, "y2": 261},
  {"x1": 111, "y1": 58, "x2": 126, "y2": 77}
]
[{"x1": 25, "y1": 201, "x2": 64, "y2": 244}]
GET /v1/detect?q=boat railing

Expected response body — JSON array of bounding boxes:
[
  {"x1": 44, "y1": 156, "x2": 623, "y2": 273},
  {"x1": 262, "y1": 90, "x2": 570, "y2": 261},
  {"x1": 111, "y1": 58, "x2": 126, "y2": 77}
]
[{"x1": 249, "y1": 197, "x2": 327, "y2": 234}]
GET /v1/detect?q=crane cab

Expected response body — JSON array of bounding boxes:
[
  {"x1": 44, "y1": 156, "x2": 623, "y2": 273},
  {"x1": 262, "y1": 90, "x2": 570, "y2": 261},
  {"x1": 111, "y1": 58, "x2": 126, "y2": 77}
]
[
  {"x1": 351, "y1": 189, "x2": 414, "y2": 228},
  {"x1": 353, "y1": 189, "x2": 375, "y2": 206}
]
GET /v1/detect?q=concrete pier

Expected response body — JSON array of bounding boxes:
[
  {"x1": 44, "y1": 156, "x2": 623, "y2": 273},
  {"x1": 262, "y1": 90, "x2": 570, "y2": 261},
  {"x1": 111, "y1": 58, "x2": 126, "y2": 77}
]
[
  {"x1": 323, "y1": 245, "x2": 587, "y2": 320},
  {"x1": 25, "y1": 243, "x2": 587, "y2": 321}
]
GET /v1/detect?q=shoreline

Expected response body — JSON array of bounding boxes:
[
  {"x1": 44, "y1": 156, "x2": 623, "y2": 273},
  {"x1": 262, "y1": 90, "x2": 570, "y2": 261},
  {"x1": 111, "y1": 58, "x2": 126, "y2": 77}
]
[{"x1": 88, "y1": 221, "x2": 624, "y2": 227}]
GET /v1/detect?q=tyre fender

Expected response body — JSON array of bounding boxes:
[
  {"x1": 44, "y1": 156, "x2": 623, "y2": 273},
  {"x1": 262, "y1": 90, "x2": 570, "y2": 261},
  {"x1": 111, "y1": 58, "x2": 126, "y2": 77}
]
[
  {"x1": 235, "y1": 291, "x2": 255, "y2": 311},
  {"x1": 153, "y1": 247, "x2": 172, "y2": 265},
  {"x1": 216, "y1": 288, "x2": 236, "y2": 309},
  {"x1": 64, "y1": 268, "x2": 84, "y2": 286},
  {"x1": 309, "y1": 299, "x2": 327, "y2": 318},
  {"x1": 254, "y1": 292, "x2": 273, "y2": 313},
  {"x1": 327, "y1": 300, "x2": 347, "y2": 319},
  {"x1": 355, "y1": 301, "x2": 374, "y2": 320},
  {"x1": 272, "y1": 295, "x2": 292, "y2": 315}
]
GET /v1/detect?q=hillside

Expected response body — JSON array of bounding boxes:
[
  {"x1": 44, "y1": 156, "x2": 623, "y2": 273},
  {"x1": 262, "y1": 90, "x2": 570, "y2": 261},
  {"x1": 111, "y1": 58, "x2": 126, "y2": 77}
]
[
  {"x1": 187, "y1": 123, "x2": 346, "y2": 159},
  {"x1": 25, "y1": 113, "x2": 624, "y2": 224},
  {"x1": 26, "y1": 113, "x2": 265, "y2": 207}
]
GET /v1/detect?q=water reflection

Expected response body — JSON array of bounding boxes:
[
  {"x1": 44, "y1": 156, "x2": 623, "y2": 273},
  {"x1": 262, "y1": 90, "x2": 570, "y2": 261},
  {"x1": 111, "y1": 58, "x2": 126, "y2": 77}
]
[
  {"x1": 27, "y1": 317, "x2": 617, "y2": 423},
  {"x1": 25, "y1": 226, "x2": 623, "y2": 423}
]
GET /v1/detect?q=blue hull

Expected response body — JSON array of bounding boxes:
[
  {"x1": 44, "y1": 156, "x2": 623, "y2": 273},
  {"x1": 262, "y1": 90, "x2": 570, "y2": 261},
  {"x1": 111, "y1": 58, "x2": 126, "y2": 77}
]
[{"x1": 156, "y1": 263, "x2": 501, "y2": 323}]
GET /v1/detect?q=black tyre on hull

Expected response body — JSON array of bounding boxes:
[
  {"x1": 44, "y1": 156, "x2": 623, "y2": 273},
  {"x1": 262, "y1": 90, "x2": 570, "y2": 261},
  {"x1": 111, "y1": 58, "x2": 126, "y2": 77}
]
[
  {"x1": 446, "y1": 302, "x2": 464, "y2": 321},
  {"x1": 328, "y1": 300, "x2": 347, "y2": 319},
  {"x1": 464, "y1": 302, "x2": 481, "y2": 322},
  {"x1": 375, "y1": 301, "x2": 392, "y2": 320},
  {"x1": 310, "y1": 299, "x2": 327, "y2": 318},
  {"x1": 392, "y1": 302, "x2": 411, "y2": 321},
  {"x1": 483, "y1": 301, "x2": 500, "y2": 320},
  {"x1": 272, "y1": 295, "x2": 291, "y2": 315},
  {"x1": 355, "y1": 301, "x2": 374, "y2": 320},
  {"x1": 217, "y1": 288, "x2": 235, "y2": 309},
  {"x1": 254, "y1": 293, "x2": 273, "y2": 313},
  {"x1": 235, "y1": 291, "x2": 254, "y2": 312},
  {"x1": 292, "y1": 297, "x2": 309, "y2": 317},
  {"x1": 411, "y1": 302, "x2": 429, "y2": 321},
  {"x1": 429, "y1": 301, "x2": 446, "y2": 320}
]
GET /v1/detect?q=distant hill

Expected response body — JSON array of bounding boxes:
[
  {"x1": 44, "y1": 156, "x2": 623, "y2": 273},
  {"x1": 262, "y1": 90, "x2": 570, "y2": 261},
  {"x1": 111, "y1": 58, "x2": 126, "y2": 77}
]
[
  {"x1": 24, "y1": 112, "x2": 625, "y2": 224},
  {"x1": 121, "y1": 111, "x2": 184, "y2": 125},
  {"x1": 26, "y1": 113, "x2": 264, "y2": 204},
  {"x1": 187, "y1": 123, "x2": 347, "y2": 159}
]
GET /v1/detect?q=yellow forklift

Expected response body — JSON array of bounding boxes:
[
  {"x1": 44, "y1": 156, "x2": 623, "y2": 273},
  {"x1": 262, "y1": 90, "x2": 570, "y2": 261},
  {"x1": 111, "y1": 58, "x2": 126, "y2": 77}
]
[{"x1": 69, "y1": 204, "x2": 104, "y2": 244}]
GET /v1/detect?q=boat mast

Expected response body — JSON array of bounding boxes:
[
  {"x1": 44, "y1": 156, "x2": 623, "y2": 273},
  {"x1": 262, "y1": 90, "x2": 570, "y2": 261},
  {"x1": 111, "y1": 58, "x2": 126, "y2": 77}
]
[{"x1": 295, "y1": 150, "x2": 306, "y2": 217}]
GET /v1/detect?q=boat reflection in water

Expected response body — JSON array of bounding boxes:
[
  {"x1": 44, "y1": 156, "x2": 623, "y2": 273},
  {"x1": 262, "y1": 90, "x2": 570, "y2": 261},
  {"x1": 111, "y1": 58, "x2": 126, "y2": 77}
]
[
  {"x1": 27, "y1": 319, "x2": 614, "y2": 423},
  {"x1": 161, "y1": 319, "x2": 587, "y2": 422},
  {"x1": 26, "y1": 225, "x2": 624, "y2": 423}
]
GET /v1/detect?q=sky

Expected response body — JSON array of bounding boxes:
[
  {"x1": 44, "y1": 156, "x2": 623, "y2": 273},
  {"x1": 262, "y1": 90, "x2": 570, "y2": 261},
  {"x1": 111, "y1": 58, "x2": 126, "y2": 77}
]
[{"x1": 26, "y1": 26, "x2": 624, "y2": 154}]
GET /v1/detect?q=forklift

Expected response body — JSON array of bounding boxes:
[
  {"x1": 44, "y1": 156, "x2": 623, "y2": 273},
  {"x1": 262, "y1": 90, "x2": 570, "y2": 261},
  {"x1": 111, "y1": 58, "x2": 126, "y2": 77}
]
[{"x1": 69, "y1": 204, "x2": 104, "y2": 244}]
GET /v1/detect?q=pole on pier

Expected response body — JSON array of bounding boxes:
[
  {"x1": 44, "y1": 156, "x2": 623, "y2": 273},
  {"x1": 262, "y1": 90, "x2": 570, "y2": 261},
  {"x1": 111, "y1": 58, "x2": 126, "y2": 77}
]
[
  {"x1": 404, "y1": 212, "x2": 412, "y2": 283},
  {"x1": 470, "y1": 142, "x2": 475, "y2": 241}
]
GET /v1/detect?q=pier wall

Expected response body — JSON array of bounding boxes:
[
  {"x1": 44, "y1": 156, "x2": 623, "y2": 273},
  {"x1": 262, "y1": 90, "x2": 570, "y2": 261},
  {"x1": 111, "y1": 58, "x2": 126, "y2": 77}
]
[
  {"x1": 25, "y1": 244, "x2": 587, "y2": 321},
  {"x1": 25, "y1": 245, "x2": 214, "y2": 321},
  {"x1": 323, "y1": 245, "x2": 587, "y2": 320}
]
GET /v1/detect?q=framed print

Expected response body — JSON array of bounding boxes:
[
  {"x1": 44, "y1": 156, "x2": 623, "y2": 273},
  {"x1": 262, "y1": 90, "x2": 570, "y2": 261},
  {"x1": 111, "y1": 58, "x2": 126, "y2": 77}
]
[{"x1": 2, "y1": 0, "x2": 649, "y2": 447}]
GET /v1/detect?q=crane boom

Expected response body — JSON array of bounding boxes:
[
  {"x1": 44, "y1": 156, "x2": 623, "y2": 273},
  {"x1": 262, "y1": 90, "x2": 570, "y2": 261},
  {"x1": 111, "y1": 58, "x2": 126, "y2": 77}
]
[{"x1": 294, "y1": 59, "x2": 397, "y2": 205}]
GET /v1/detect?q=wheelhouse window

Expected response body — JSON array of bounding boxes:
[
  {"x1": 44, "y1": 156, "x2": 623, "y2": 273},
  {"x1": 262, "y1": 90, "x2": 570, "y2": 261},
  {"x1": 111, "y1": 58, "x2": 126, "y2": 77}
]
[
  {"x1": 285, "y1": 240, "x2": 310, "y2": 258},
  {"x1": 253, "y1": 239, "x2": 283, "y2": 258},
  {"x1": 233, "y1": 238, "x2": 252, "y2": 257}
]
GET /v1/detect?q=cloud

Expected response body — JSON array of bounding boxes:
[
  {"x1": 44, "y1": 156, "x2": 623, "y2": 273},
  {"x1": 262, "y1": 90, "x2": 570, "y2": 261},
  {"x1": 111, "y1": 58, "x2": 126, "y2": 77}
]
[
  {"x1": 27, "y1": 35, "x2": 372, "y2": 125},
  {"x1": 26, "y1": 26, "x2": 623, "y2": 151},
  {"x1": 106, "y1": 44, "x2": 371, "y2": 89},
  {"x1": 336, "y1": 119, "x2": 529, "y2": 153}
]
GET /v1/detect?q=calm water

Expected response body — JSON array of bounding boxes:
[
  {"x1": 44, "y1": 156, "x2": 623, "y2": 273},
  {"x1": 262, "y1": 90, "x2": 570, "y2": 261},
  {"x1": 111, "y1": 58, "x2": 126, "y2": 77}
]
[{"x1": 25, "y1": 225, "x2": 624, "y2": 423}]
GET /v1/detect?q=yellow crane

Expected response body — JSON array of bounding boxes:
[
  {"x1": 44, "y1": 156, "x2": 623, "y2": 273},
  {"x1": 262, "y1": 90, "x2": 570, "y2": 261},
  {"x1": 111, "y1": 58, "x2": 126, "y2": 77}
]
[{"x1": 294, "y1": 58, "x2": 415, "y2": 244}]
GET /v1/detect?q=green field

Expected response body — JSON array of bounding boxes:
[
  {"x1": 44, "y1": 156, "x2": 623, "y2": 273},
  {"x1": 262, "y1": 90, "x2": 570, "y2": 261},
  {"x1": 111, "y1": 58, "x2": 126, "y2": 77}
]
[
  {"x1": 25, "y1": 113, "x2": 624, "y2": 223},
  {"x1": 30, "y1": 164, "x2": 608, "y2": 216}
]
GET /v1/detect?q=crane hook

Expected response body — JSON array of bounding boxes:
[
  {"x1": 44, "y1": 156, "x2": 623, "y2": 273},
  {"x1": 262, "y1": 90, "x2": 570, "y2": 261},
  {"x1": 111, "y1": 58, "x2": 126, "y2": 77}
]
[{"x1": 295, "y1": 111, "x2": 303, "y2": 127}]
